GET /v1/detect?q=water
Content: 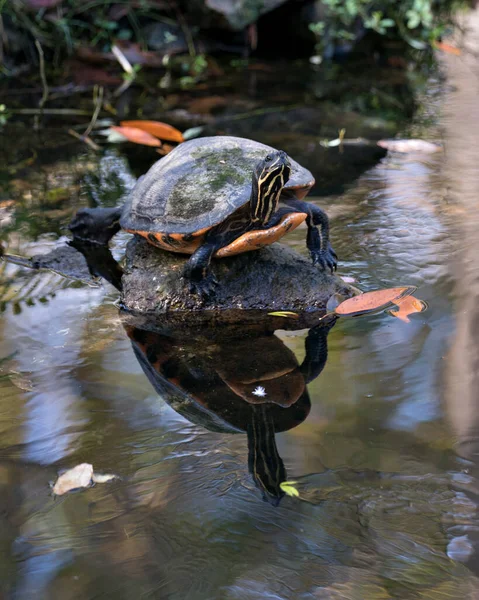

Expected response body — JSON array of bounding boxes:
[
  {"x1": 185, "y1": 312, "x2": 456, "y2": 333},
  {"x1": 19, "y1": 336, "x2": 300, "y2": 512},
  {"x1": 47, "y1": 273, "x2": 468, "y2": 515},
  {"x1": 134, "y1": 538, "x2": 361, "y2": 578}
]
[{"x1": 1, "y1": 47, "x2": 479, "y2": 598}]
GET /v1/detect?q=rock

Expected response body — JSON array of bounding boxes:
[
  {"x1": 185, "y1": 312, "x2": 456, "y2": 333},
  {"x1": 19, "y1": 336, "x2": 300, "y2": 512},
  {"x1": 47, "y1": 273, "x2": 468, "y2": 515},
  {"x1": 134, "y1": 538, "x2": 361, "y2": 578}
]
[
  {"x1": 188, "y1": 0, "x2": 287, "y2": 30},
  {"x1": 121, "y1": 236, "x2": 356, "y2": 324}
]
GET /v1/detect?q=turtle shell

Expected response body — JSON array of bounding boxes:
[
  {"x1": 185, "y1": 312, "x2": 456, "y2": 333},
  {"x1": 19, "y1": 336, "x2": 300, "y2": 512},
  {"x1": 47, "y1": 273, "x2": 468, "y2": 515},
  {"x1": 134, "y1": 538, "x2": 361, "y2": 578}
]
[{"x1": 120, "y1": 136, "x2": 315, "y2": 241}]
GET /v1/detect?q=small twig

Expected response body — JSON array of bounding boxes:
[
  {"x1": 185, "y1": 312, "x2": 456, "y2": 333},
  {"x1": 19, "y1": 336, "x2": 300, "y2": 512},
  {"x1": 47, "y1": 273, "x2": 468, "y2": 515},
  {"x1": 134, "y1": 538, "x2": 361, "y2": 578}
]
[
  {"x1": 9, "y1": 108, "x2": 93, "y2": 115},
  {"x1": 67, "y1": 128, "x2": 101, "y2": 151},
  {"x1": 111, "y1": 44, "x2": 133, "y2": 74},
  {"x1": 111, "y1": 44, "x2": 137, "y2": 97},
  {"x1": 34, "y1": 40, "x2": 49, "y2": 130},
  {"x1": 83, "y1": 85, "x2": 104, "y2": 138}
]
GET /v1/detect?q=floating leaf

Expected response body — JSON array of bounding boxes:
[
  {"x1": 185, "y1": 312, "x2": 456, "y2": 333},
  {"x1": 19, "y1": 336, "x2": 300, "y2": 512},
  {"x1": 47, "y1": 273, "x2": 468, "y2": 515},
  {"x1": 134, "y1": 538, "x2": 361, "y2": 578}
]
[
  {"x1": 120, "y1": 120, "x2": 184, "y2": 143},
  {"x1": 334, "y1": 286, "x2": 417, "y2": 318},
  {"x1": 53, "y1": 464, "x2": 119, "y2": 495},
  {"x1": 156, "y1": 143, "x2": 175, "y2": 156},
  {"x1": 268, "y1": 311, "x2": 299, "y2": 319},
  {"x1": 386, "y1": 295, "x2": 427, "y2": 323},
  {"x1": 53, "y1": 463, "x2": 93, "y2": 495},
  {"x1": 433, "y1": 41, "x2": 461, "y2": 56},
  {"x1": 183, "y1": 126, "x2": 204, "y2": 141},
  {"x1": 110, "y1": 126, "x2": 162, "y2": 147},
  {"x1": 92, "y1": 473, "x2": 119, "y2": 484},
  {"x1": 377, "y1": 139, "x2": 442, "y2": 153},
  {"x1": 280, "y1": 481, "x2": 300, "y2": 497},
  {"x1": 340, "y1": 275, "x2": 356, "y2": 283}
]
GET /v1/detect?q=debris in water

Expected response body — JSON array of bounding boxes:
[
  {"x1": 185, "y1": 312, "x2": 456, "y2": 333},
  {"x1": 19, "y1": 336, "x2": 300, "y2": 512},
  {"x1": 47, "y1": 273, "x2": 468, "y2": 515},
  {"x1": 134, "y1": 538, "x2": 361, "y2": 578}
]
[
  {"x1": 387, "y1": 295, "x2": 428, "y2": 322},
  {"x1": 377, "y1": 139, "x2": 442, "y2": 153},
  {"x1": 109, "y1": 126, "x2": 162, "y2": 147},
  {"x1": 268, "y1": 311, "x2": 299, "y2": 319},
  {"x1": 52, "y1": 463, "x2": 118, "y2": 495},
  {"x1": 280, "y1": 481, "x2": 300, "y2": 498},
  {"x1": 120, "y1": 120, "x2": 184, "y2": 143},
  {"x1": 334, "y1": 286, "x2": 416, "y2": 318},
  {"x1": 252, "y1": 385, "x2": 267, "y2": 397}
]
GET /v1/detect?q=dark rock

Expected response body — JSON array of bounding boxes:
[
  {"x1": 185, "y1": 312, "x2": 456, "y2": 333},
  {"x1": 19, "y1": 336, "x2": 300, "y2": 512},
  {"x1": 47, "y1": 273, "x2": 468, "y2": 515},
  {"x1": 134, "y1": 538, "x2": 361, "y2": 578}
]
[
  {"x1": 121, "y1": 236, "x2": 356, "y2": 325},
  {"x1": 187, "y1": 0, "x2": 287, "y2": 30}
]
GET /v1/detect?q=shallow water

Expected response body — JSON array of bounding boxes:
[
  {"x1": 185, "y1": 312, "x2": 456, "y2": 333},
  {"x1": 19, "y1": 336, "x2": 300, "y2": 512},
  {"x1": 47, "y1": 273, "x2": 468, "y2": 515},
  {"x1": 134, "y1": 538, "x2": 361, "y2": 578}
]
[{"x1": 1, "y1": 50, "x2": 479, "y2": 599}]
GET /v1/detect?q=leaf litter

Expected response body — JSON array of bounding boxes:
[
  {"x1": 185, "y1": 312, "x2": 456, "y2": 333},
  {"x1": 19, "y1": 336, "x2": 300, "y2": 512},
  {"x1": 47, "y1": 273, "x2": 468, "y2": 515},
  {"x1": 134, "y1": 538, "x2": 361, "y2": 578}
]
[{"x1": 52, "y1": 463, "x2": 119, "y2": 495}]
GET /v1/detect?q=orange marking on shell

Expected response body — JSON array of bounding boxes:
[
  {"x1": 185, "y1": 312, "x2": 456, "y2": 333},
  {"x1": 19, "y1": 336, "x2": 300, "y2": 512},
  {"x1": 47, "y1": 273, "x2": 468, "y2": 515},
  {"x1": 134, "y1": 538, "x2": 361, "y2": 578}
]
[
  {"x1": 128, "y1": 214, "x2": 306, "y2": 257},
  {"x1": 216, "y1": 213, "x2": 306, "y2": 257}
]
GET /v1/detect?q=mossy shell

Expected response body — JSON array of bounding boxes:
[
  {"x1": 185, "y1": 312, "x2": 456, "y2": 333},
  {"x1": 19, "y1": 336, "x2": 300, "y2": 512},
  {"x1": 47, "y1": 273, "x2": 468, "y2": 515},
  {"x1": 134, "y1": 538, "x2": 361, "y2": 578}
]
[{"x1": 120, "y1": 136, "x2": 314, "y2": 235}]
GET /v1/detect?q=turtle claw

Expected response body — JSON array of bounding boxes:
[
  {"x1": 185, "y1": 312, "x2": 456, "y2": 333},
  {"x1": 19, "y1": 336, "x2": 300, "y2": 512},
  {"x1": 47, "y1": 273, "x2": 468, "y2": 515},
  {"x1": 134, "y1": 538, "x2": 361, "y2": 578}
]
[
  {"x1": 187, "y1": 274, "x2": 218, "y2": 299},
  {"x1": 311, "y1": 244, "x2": 338, "y2": 273}
]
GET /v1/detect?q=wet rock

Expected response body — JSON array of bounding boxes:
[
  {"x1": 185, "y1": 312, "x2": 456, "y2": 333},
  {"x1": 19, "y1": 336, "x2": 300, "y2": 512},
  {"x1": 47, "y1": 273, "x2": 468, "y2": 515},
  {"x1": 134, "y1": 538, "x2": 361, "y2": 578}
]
[
  {"x1": 121, "y1": 236, "x2": 355, "y2": 323},
  {"x1": 188, "y1": 0, "x2": 287, "y2": 30}
]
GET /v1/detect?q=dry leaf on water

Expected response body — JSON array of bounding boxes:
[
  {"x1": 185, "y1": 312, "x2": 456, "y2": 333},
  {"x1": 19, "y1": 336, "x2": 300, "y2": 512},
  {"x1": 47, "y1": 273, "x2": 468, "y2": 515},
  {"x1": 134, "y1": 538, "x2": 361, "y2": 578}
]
[
  {"x1": 110, "y1": 126, "x2": 162, "y2": 147},
  {"x1": 334, "y1": 286, "x2": 416, "y2": 318},
  {"x1": 120, "y1": 120, "x2": 184, "y2": 143},
  {"x1": 268, "y1": 311, "x2": 299, "y2": 319},
  {"x1": 387, "y1": 295, "x2": 428, "y2": 323},
  {"x1": 377, "y1": 139, "x2": 442, "y2": 153},
  {"x1": 53, "y1": 463, "x2": 119, "y2": 495},
  {"x1": 53, "y1": 463, "x2": 93, "y2": 495},
  {"x1": 433, "y1": 41, "x2": 462, "y2": 55}
]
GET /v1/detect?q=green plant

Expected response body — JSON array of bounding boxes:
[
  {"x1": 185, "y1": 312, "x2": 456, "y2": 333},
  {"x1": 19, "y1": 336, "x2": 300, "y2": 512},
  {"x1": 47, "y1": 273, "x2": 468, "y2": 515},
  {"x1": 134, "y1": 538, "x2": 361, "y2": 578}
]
[{"x1": 308, "y1": 0, "x2": 466, "y2": 56}]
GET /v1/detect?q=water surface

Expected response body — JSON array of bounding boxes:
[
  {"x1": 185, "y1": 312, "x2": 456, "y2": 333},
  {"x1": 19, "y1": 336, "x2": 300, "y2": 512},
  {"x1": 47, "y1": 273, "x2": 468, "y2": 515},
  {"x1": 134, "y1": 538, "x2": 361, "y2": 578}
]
[{"x1": 1, "y1": 55, "x2": 479, "y2": 599}]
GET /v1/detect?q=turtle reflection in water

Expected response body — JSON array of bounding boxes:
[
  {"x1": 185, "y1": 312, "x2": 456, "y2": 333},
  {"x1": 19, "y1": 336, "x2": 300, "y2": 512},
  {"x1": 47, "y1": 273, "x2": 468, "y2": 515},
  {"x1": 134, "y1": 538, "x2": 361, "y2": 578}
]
[{"x1": 126, "y1": 317, "x2": 336, "y2": 505}]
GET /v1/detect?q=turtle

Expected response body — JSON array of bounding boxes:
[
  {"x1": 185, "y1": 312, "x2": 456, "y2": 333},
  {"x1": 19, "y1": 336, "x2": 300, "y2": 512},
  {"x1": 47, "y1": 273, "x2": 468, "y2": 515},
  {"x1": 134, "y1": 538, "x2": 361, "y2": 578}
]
[
  {"x1": 69, "y1": 136, "x2": 337, "y2": 297},
  {"x1": 125, "y1": 316, "x2": 336, "y2": 505}
]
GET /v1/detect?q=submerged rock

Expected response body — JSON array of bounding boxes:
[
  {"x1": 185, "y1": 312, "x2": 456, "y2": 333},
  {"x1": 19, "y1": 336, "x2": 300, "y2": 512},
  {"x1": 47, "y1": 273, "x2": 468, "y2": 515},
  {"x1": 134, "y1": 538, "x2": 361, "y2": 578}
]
[{"x1": 121, "y1": 236, "x2": 355, "y2": 323}]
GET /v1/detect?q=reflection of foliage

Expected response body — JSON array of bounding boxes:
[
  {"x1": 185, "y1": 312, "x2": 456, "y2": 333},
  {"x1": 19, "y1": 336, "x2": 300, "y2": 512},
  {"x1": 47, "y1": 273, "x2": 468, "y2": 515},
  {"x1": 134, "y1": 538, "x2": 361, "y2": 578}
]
[
  {"x1": 0, "y1": 260, "x2": 85, "y2": 314},
  {"x1": 309, "y1": 0, "x2": 466, "y2": 55}
]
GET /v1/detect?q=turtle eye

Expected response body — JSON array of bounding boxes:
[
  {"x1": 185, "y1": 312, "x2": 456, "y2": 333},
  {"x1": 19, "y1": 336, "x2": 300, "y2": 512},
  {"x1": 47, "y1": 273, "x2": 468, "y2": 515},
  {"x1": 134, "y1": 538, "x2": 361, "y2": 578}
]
[{"x1": 265, "y1": 154, "x2": 272, "y2": 162}]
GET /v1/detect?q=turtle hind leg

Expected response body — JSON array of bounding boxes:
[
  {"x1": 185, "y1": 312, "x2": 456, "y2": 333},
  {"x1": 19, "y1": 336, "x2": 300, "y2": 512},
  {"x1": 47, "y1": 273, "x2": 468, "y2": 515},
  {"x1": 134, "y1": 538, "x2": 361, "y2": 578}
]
[
  {"x1": 183, "y1": 242, "x2": 219, "y2": 299},
  {"x1": 69, "y1": 206, "x2": 123, "y2": 245}
]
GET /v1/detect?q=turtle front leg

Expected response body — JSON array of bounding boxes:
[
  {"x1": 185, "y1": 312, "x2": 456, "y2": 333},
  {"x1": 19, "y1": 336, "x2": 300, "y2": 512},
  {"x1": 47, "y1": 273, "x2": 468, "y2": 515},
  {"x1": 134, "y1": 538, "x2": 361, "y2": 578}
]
[
  {"x1": 282, "y1": 197, "x2": 337, "y2": 273},
  {"x1": 69, "y1": 206, "x2": 123, "y2": 245},
  {"x1": 183, "y1": 242, "x2": 220, "y2": 298}
]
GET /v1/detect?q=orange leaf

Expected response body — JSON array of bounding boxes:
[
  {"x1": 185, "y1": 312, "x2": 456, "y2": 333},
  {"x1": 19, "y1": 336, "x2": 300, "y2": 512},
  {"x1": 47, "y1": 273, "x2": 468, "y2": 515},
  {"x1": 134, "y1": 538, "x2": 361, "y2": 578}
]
[
  {"x1": 334, "y1": 286, "x2": 416, "y2": 317},
  {"x1": 156, "y1": 143, "x2": 175, "y2": 156},
  {"x1": 433, "y1": 41, "x2": 461, "y2": 56},
  {"x1": 387, "y1": 295, "x2": 427, "y2": 323},
  {"x1": 110, "y1": 126, "x2": 162, "y2": 147},
  {"x1": 120, "y1": 120, "x2": 184, "y2": 143}
]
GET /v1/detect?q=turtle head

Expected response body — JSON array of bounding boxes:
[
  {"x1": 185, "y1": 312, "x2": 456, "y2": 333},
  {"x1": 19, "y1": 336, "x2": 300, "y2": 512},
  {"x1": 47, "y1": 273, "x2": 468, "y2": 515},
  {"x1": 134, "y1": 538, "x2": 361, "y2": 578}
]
[{"x1": 251, "y1": 150, "x2": 291, "y2": 224}]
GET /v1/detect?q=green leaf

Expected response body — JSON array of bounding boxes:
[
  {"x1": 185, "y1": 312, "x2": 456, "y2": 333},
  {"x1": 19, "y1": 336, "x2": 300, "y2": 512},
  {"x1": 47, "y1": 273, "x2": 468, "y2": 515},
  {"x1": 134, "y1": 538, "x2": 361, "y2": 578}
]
[
  {"x1": 267, "y1": 311, "x2": 299, "y2": 318},
  {"x1": 280, "y1": 481, "x2": 300, "y2": 497}
]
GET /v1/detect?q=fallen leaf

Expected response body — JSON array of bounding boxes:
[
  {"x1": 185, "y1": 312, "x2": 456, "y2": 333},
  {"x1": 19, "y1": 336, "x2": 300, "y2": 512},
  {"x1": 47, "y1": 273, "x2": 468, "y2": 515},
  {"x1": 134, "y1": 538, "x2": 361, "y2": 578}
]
[
  {"x1": 334, "y1": 286, "x2": 416, "y2": 318},
  {"x1": 92, "y1": 473, "x2": 119, "y2": 484},
  {"x1": 433, "y1": 41, "x2": 462, "y2": 56},
  {"x1": 156, "y1": 143, "x2": 175, "y2": 156},
  {"x1": 187, "y1": 96, "x2": 227, "y2": 115},
  {"x1": 340, "y1": 275, "x2": 356, "y2": 283},
  {"x1": 377, "y1": 139, "x2": 442, "y2": 153},
  {"x1": 183, "y1": 126, "x2": 204, "y2": 140},
  {"x1": 386, "y1": 295, "x2": 427, "y2": 323},
  {"x1": 53, "y1": 463, "x2": 93, "y2": 495},
  {"x1": 280, "y1": 481, "x2": 300, "y2": 498},
  {"x1": 120, "y1": 120, "x2": 184, "y2": 143},
  {"x1": 267, "y1": 311, "x2": 299, "y2": 319},
  {"x1": 110, "y1": 126, "x2": 162, "y2": 147}
]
